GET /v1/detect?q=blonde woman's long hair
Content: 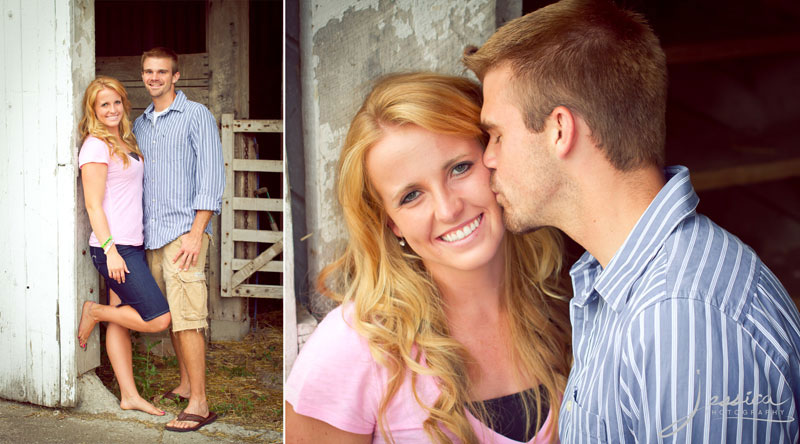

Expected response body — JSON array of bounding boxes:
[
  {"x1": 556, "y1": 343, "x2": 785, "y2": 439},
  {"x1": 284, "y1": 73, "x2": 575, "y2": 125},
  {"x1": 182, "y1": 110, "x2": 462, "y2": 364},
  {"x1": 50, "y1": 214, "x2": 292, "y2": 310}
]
[
  {"x1": 318, "y1": 72, "x2": 571, "y2": 444},
  {"x1": 78, "y1": 76, "x2": 141, "y2": 167}
]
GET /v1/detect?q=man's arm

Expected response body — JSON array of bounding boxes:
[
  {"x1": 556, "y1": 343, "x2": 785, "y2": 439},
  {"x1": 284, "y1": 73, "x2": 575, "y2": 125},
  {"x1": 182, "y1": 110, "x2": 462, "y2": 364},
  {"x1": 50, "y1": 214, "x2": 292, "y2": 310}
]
[
  {"x1": 173, "y1": 106, "x2": 225, "y2": 270},
  {"x1": 619, "y1": 300, "x2": 799, "y2": 443}
]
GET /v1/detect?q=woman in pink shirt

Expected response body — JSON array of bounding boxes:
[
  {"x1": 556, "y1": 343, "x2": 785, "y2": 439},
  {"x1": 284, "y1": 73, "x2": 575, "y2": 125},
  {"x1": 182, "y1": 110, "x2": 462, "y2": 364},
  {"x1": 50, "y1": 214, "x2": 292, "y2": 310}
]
[
  {"x1": 76, "y1": 76, "x2": 172, "y2": 416},
  {"x1": 286, "y1": 73, "x2": 572, "y2": 443}
]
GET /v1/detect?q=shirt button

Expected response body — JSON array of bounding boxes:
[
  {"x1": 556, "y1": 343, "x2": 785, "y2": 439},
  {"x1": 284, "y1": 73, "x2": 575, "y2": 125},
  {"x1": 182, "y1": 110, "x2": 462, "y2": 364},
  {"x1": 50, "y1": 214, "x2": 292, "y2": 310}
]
[{"x1": 566, "y1": 400, "x2": 573, "y2": 412}]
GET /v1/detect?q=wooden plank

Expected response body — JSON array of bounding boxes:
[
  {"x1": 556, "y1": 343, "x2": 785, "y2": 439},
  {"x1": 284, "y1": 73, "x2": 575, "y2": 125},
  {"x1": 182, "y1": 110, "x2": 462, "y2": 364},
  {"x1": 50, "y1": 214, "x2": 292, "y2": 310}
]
[
  {"x1": 96, "y1": 53, "x2": 210, "y2": 81},
  {"x1": 230, "y1": 242, "x2": 283, "y2": 289},
  {"x1": 234, "y1": 135, "x2": 259, "y2": 274},
  {"x1": 127, "y1": 86, "x2": 209, "y2": 111},
  {"x1": 0, "y1": 0, "x2": 29, "y2": 405},
  {"x1": 18, "y1": 0, "x2": 61, "y2": 407},
  {"x1": 691, "y1": 158, "x2": 800, "y2": 192},
  {"x1": 232, "y1": 259, "x2": 283, "y2": 272},
  {"x1": 233, "y1": 119, "x2": 283, "y2": 133},
  {"x1": 665, "y1": 35, "x2": 800, "y2": 65},
  {"x1": 220, "y1": 114, "x2": 236, "y2": 296},
  {"x1": 232, "y1": 159, "x2": 282, "y2": 172},
  {"x1": 232, "y1": 284, "x2": 283, "y2": 299},
  {"x1": 232, "y1": 229, "x2": 282, "y2": 243},
  {"x1": 208, "y1": 3, "x2": 249, "y2": 341},
  {"x1": 233, "y1": 197, "x2": 283, "y2": 212}
]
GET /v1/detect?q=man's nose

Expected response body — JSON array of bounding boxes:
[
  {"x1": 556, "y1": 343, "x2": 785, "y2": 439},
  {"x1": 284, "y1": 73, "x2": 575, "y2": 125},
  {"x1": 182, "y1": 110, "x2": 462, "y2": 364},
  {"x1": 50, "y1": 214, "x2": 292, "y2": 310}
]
[{"x1": 483, "y1": 142, "x2": 497, "y2": 169}]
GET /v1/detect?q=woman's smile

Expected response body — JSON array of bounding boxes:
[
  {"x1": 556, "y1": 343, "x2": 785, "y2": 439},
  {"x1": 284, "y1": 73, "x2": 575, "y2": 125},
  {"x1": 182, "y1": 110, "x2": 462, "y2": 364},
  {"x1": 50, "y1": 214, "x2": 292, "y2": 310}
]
[{"x1": 439, "y1": 213, "x2": 483, "y2": 243}]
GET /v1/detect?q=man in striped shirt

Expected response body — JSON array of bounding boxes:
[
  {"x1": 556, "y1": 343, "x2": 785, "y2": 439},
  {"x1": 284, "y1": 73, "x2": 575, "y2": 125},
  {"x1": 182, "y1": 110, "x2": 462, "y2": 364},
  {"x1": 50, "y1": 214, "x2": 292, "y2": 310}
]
[
  {"x1": 133, "y1": 47, "x2": 224, "y2": 432},
  {"x1": 464, "y1": 1, "x2": 800, "y2": 442}
]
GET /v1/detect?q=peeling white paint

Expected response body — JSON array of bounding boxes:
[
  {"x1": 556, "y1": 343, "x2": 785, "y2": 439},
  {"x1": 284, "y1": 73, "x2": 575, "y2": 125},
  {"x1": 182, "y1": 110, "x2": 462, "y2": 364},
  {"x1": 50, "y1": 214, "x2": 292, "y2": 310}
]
[
  {"x1": 301, "y1": 0, "x2": 497, "y2": 315},
  {"x1": 391, "y1": 15, "x2": 413, "y2": 39},
  {"x1": 312, "y1": 0, "x2": 379, "y2": 30}
]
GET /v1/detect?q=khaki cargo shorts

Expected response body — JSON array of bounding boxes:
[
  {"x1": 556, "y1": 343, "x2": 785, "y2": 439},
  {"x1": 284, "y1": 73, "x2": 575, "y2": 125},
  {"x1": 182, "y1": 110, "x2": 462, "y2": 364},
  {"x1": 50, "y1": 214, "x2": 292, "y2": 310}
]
[{"x1": 146, "y1": 234, "x2": 210, "y2": 332}]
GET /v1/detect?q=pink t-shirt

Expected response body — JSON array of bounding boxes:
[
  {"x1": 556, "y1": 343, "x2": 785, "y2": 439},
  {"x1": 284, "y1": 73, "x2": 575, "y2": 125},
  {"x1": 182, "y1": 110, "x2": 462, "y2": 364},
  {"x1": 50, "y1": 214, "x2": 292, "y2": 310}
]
[
  {"x1": 78, "y1": 136, "x2": 144, "y2": 247},
  {"x1": 286, "y1": 305, "x2": 556, "y2": 444}
]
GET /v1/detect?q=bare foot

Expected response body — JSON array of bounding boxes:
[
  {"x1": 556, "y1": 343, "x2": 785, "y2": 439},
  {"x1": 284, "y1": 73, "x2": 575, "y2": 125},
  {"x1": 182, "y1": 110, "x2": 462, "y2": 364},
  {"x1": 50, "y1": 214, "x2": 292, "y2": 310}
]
[
  {"x1": 120, "y1": 395, "x2": 165, "y2": 416},
  {"x1": 77, "y1": 301, "x2": 98, "y2": 349}
]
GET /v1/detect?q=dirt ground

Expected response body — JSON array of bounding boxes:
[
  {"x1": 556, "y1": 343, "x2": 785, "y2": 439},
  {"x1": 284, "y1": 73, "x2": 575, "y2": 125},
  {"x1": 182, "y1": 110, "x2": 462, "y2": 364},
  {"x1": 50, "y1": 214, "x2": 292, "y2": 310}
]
[{"x1": 96, "y1": 304, "x2": 283, "y2": 436}]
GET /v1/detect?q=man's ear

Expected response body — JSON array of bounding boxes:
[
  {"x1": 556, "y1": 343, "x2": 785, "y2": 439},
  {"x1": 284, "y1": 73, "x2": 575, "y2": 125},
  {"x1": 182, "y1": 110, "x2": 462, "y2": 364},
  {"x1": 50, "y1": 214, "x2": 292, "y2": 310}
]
[
  {"x1": 172, "y1": 71, "x2": 181, "y2": 84},
  {"x1": 550, "y1": 106, "x2": 576, "y2": 159}
]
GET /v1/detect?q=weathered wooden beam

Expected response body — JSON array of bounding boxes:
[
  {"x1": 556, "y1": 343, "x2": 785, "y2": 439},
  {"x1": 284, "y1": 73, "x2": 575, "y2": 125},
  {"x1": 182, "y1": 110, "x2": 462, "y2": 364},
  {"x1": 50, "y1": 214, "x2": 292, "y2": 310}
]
[
  {"x1": 230, "y1": 242, "x2": 284, "y2": 289},
  {"x1": 232, "y1": 228, "x2": 282, "y2": 243},
  {"x1": 233, "y1": 197, "x2": 283, "y2": 212},
  {"x1": 208, "y1": 0, "x2": 250, "y2": 340},
  {"x1": 232, "y1": 159, "x2": 282, "y2": 172},
  {"x1": 233, "y1": 119, "x2": 283, "y2": 133},
  {"x1": 232, "y1": 259, "x2": 283, "y2": 272},
  {"x1": 96, "y1": 53, "x2": 210, "y2": 81},
  {"x1": 220, "y1": 114, "x2": 236, "y2": 297},
  {"x1": 232, "y1": 284, "x2": 283, "y2": 299},
  {"x1": 691, "y1": 158, "x2": 800, "y2": 191}
]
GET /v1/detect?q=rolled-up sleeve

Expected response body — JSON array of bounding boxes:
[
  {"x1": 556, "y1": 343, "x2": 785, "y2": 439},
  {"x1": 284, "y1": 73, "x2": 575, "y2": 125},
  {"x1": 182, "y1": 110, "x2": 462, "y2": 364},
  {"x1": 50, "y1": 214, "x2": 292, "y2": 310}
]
[{"x1": 189, "y1": 106, "x2": 225, "y2": 214}]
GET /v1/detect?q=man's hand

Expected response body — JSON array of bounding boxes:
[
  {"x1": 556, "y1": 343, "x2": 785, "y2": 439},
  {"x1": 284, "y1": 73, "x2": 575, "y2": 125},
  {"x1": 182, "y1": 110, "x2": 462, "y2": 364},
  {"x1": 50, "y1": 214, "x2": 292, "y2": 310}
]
[{"x1": 173, "y1": 231, "x2": 203, "y2": 271}]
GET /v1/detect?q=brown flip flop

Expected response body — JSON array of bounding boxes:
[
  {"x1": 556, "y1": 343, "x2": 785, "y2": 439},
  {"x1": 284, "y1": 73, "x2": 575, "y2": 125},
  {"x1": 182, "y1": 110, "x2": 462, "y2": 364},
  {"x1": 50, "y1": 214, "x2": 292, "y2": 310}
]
[
  {"x1": 161, "y1": 390, "x2": 188, "y2": 402},
  {"x1": 165, "y1": 410, "x2": 218, "y2": 432}
]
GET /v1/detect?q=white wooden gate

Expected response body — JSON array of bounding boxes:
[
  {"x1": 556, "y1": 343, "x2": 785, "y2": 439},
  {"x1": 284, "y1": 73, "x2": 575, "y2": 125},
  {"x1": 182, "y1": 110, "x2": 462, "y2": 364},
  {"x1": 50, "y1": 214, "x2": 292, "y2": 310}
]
[{"x1": 220, "y1": 114, "x2": 284, "y2": 298}]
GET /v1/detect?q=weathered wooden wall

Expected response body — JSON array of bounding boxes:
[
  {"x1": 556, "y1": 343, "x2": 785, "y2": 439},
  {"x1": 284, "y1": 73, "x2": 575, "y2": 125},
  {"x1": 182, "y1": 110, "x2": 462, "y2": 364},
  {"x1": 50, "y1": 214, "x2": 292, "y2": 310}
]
[
  {"x1": 96, "y1": 53, "x2": 210, "y2": 119},
  {"x1": 0, "y1": 0, "x2": 95, "y2": 407}
]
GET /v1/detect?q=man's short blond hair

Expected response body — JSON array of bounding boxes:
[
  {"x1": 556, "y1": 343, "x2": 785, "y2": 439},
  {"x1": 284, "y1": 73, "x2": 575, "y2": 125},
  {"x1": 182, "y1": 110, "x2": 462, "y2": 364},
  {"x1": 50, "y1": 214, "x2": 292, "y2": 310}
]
[{"x1": 464, "y1": 0, "x2": 667, "y2": 170}]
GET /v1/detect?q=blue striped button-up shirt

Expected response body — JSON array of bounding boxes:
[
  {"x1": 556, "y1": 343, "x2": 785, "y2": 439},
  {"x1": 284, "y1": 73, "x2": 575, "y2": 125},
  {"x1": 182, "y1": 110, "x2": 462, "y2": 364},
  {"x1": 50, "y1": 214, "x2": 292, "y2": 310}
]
[
  {"x1": 559, "y1": 166, "x2": 800, "y2": 443},
  {"x1": 133, "y1": 91, "x2": 225, "y2": 249}
]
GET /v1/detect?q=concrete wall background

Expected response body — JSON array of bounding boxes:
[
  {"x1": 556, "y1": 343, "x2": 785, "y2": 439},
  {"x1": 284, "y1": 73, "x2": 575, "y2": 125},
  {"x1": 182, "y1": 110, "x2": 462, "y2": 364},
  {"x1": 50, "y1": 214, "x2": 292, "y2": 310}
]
[{"x1": 298, "y1": 0, "x2": 503, "y2": 317}]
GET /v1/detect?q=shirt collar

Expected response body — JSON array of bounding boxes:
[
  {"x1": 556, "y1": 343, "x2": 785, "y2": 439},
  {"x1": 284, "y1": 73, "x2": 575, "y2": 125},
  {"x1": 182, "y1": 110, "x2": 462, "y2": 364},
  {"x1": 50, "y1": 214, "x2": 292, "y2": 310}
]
[
  {"x1": 143, "y1": 90, "x2": 187, "y2": 117},
  {"x1": 570, "y1": 165, "x2": 699, "y2": 312}
]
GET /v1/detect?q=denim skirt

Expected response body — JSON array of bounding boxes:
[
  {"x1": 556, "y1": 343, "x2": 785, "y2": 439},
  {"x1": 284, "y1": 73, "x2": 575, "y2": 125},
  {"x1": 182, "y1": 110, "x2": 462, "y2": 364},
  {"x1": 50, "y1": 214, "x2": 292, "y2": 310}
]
[{"x1": 90, "y1": 244, "x2": 170, "y2": 321}]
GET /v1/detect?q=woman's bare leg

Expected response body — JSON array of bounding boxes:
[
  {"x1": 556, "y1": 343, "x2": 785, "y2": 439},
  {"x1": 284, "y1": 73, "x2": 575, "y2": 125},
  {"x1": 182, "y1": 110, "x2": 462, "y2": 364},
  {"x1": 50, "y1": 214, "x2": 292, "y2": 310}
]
[
  {"x1": 90, "y1": 303, "x2": 171, "y2": 333},
  {"x1": 106, "y1": 290, "x2": 165, "y2": 416},
  {"x1": 78, "y1": 292, "x2": 170, "y2": 348}
]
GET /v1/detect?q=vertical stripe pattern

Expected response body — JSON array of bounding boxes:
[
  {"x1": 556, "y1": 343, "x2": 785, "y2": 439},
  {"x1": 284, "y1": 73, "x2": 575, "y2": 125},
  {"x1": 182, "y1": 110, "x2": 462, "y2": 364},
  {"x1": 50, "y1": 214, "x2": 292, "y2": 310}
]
[
  {"x1": 133, "y1": 90, "x2": 225, "y2": 249},
  {"x1": 559, "y1": 166, "x2": 800, "y2": 443}
]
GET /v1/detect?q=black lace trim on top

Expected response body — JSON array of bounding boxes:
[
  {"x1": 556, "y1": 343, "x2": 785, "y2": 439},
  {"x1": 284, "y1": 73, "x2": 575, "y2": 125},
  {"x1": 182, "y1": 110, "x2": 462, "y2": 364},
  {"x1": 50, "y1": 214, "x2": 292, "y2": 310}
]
[{"x1": 468, "y1": 386, "x2": 549, "y2": 442}]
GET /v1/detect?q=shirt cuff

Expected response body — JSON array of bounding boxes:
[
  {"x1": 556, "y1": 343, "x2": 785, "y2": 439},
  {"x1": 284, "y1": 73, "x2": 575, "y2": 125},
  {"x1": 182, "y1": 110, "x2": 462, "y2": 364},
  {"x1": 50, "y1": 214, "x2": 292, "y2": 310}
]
[{"x1": 193, "y1": 194, "x2": 222, "y2": 215}]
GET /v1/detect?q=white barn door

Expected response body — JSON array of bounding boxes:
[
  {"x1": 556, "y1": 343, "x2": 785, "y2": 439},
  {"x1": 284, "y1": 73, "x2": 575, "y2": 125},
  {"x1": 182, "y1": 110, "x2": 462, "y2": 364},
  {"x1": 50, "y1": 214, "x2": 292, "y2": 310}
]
[{"x1": 0, "y1": 0, "x2": 95, "y2": 407}]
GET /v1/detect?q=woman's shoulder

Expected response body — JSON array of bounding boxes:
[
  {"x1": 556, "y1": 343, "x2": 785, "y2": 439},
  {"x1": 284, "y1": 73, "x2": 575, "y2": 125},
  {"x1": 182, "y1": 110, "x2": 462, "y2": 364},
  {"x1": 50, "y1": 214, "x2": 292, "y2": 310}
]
[
  {"x1": 286, "y1": 304, "x2": 383, "y2": 434},
  {"x1": 302, "y1": 304, "x2": 373, "y2": 360},
  {"x1": 78, "y1": 136, "x2": 110, "y2": 166},
  {"x1": 81, "y1": 135, "x2": 108, "y2": 150}
]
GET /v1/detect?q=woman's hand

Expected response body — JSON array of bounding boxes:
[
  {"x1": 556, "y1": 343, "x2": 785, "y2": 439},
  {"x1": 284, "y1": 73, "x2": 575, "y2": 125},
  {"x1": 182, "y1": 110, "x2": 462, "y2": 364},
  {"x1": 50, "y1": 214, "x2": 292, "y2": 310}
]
[{"x1": 106, "y1": 248, "x2": 130, "y2": 284}]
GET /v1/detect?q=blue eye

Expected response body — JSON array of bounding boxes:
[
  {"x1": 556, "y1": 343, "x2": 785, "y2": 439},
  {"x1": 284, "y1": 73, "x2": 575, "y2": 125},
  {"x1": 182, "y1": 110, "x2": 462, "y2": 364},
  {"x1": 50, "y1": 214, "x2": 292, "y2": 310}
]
[
  {"x1": 401, "y1": 190, "x2": 420, "y2": 205},
  {"x1": 452, "y1": 162, "x2": 472, "y2": 176}
]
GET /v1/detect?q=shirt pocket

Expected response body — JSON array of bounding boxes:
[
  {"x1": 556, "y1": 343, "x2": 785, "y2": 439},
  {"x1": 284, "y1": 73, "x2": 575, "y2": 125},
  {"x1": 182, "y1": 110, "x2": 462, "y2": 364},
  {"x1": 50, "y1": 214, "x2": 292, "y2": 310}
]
[
  {"x1": 564, "y1": 398, "x2": 608, "y2": 443},
  {"x1": 164, "y1": 139, "x2": 191, "y2": 163}
]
